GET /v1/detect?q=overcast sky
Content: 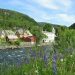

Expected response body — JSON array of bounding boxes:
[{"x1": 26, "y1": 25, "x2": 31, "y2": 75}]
[{"x1": 0, "y1": 0, "x2": 75, "y2": 26}]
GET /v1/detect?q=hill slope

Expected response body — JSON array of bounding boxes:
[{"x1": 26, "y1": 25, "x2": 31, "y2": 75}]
[
  {"x1": 0, "y1": 8, "x2": 46, "y2": 42},
  {"x1": 69, "y1": 23, "x2": 75, "y2": 29},
  {"x1": 0, "y1": 8, "x2": 39, "y2": 29}
]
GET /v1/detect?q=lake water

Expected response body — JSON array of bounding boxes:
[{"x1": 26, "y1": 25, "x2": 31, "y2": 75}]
[{"x1": 0, "y1": 45, "x2": 52, "y2": 66}]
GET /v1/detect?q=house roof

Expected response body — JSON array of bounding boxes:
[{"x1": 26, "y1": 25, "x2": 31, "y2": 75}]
[
  {"x1": 5, "y1": 30, "x2": 15, "y2": 35},
  {"x1": 43, "y1": 31, "x2": 56, "y2": 37},
  {"x1": 7, "y1": 35, "x2": 18, "y2": 40},
  {"x1": 25, "y1": 30, "x2": 32, "y2": 36},
  {"x1": 16, "y1": 29, "x2": 24, "y2": 35},
  {"x1": 17, "y1": 29, "x2": 33, "y2": 36}
]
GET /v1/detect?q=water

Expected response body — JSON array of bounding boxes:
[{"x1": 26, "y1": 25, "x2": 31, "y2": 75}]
[
  {"x1": 0, "y1": 46, "x2": 52, "y2": 66},
  {"x1": 0, "y1": 45, "x2": 59, "y2": 75}
]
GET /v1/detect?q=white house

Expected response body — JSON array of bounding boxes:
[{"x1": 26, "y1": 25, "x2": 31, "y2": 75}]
[
  {"x1": 5, "y1": 30, "x2": 18, "y2": 42},
  {"x1": 6, "y1": 35, "x2": 18, "y2": 42},
  {"x1": 42, "y1": 27, "x2": 56, "y2": 43}
]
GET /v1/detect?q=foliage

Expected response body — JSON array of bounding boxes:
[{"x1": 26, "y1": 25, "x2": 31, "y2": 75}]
[
  {"x1": 57, "y1": 51, "x2": 75, "y2": 75},
  {"x1": 0, "y1": 9, "x2": 38, "y2": 29},
  {"x1": 0, "y1": 45, "x2": 75, "y2": 75},
  {"x1": 14, "y1": 40, "x2": 20, "y2": 46},
  {"x1": 55, "y1": 26, "x2": 75, "y2": 53},
  {"x1": 43, "y1": 23, "x2": 52, "y2": 32},
  {"x1": 30, "y1": 26, "x2": 46, "y2": 43},
  {"x1": 0, "y1": 38, "x2": 7, "y2": 45},
  {"x1": 0, "y1": 8, "x2": 45, "y2": 43}
]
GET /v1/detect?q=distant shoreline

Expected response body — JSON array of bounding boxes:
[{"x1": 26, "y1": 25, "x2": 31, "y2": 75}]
[
  {"x1": 0, "y1": 45, "x2": 31, "y2": 50},
  {"x1": 0, "y1": 43, "x2": 50, "y2": 50}
]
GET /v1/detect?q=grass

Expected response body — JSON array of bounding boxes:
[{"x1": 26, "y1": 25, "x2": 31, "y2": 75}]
[
  {"x1": 0, "y1": 45, "x2": 75, "y2": 75},
  {"x1": 0, "y1": 58, "x2": 53, "y2": 75}
]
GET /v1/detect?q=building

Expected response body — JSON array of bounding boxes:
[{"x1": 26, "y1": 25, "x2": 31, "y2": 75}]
[
  {"x1": 0, "y1": 30, "x2": 6, "y2": 38},
  {"x1": 5, "y1": 30, "x2": 15, "y2": 35},
  {"x1": 16, "y1": 28, "x2": 24, "y2": 38},
  {"x1": 5, "y1": 30, "x2": 18, "y2": 42},
  {"x1": 42, "y1": 27, "x2": 56, "y2": 43},
  {"x1": 16, "y1": 29, "x2": 32, "y2": 38},
  {"x1": 22, "y1": 36, "x2": 36, "y2": 44},
  {"x1": 6, "y1": 35, "x2": 18, "y2": 42},
  {"x1": 16, "y1": 29, "x2": 36, "y2": 44}
]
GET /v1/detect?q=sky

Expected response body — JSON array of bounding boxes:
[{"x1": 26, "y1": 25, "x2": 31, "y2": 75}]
[{"x1": 0, "y1": 0, "x2": 75, "y2": 26}]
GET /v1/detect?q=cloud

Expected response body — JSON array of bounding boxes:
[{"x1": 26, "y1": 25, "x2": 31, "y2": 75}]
[
  {"x1": 57, "y1": 14, "x2": 75, "y2": 22},
  {"x1": 38, "y1": 13, "x2": 75, "y2": 26},
  {"x1": 59, "y1": 0, "x2": 72, "y2": 7},
  {"x1": 7, "y1": 0, "x2": 72, "y2": 13},
  {"x1": 32, "y1": 0, "x2": 72, "y2": 11},
  {"x1": 49, "y1": 13, "x2": 75, "y2": 26},
  {"x1": 32, "y1": 0, "x2": 60, "y2": 10},
  {"x1": 1, "y1": 0, "x2": 73, "y2": 26},
  {"x1": 58, "y1": 0, "x2": 72, "y2": 12}
]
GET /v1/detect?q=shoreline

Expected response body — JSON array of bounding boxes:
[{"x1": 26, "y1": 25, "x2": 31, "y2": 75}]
[{"x1": 0, "y1": 43, "x2": 50, "y2": 50}]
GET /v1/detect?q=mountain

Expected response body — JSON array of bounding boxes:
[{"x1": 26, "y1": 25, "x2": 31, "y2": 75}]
[
  {"x1": 38, "y1": 22, "x2": 65, "y2": 28},
  {"x1": 38, "y1": 22, "x2": 67, "y2": 31},
  {"x1": 38, "y1": 22, "x2": 55, "y2": 26},
  {"x1": 69, "y1": 23, "x2": 75, "y2": 29},
  {"x1": 0, "y1": 8, "x2": 39, "y2": 29}
]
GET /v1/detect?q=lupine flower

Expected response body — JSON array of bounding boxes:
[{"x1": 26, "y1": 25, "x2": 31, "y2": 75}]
[{"x1": 52, "y1": 50, "x2": 57, "y2": 75}]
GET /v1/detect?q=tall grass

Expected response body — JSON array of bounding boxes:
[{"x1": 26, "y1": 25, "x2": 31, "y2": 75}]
[{"x1": 0, "y1": 45, "x2": 75, "y2": 75}]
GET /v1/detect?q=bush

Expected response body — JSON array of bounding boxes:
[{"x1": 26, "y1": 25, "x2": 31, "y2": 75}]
[{"x1": 15, "y1": 40, "x2": 20, "y2": 46}]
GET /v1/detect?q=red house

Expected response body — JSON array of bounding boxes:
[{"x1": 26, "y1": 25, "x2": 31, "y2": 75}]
[{"x1": 22, "y1": 36, "x2": 36, "y2": 44}]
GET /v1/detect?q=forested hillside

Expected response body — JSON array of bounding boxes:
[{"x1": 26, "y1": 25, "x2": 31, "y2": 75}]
[
  {"x1": 69, "y1": 23, "x2": 75, "y2": 29},
  {"x1": 0, "y1": 8, "x2": 45, "y2": 42},
  {"x1": 0, "y1": 8, "x2": 39, "y2": 29}
]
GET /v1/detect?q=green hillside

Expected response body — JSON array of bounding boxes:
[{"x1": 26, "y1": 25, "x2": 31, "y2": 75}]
[
  {"x1": 0, "y1": 8, "x2": 45, "y2": 42},
  {"x1": 69, "y1": 23, "x2": 75, "y2": 29},
  {"x1": 0, "y1": 8, "x2": 39, "y2": 29},
  {"x1": 38, "y1": 22, "x2": 67, "y2": 32}
]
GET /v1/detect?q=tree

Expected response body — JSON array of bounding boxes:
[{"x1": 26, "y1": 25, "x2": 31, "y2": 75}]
[{"x1": 43, "y1": 24, "x2": 52, "y2": 32}]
